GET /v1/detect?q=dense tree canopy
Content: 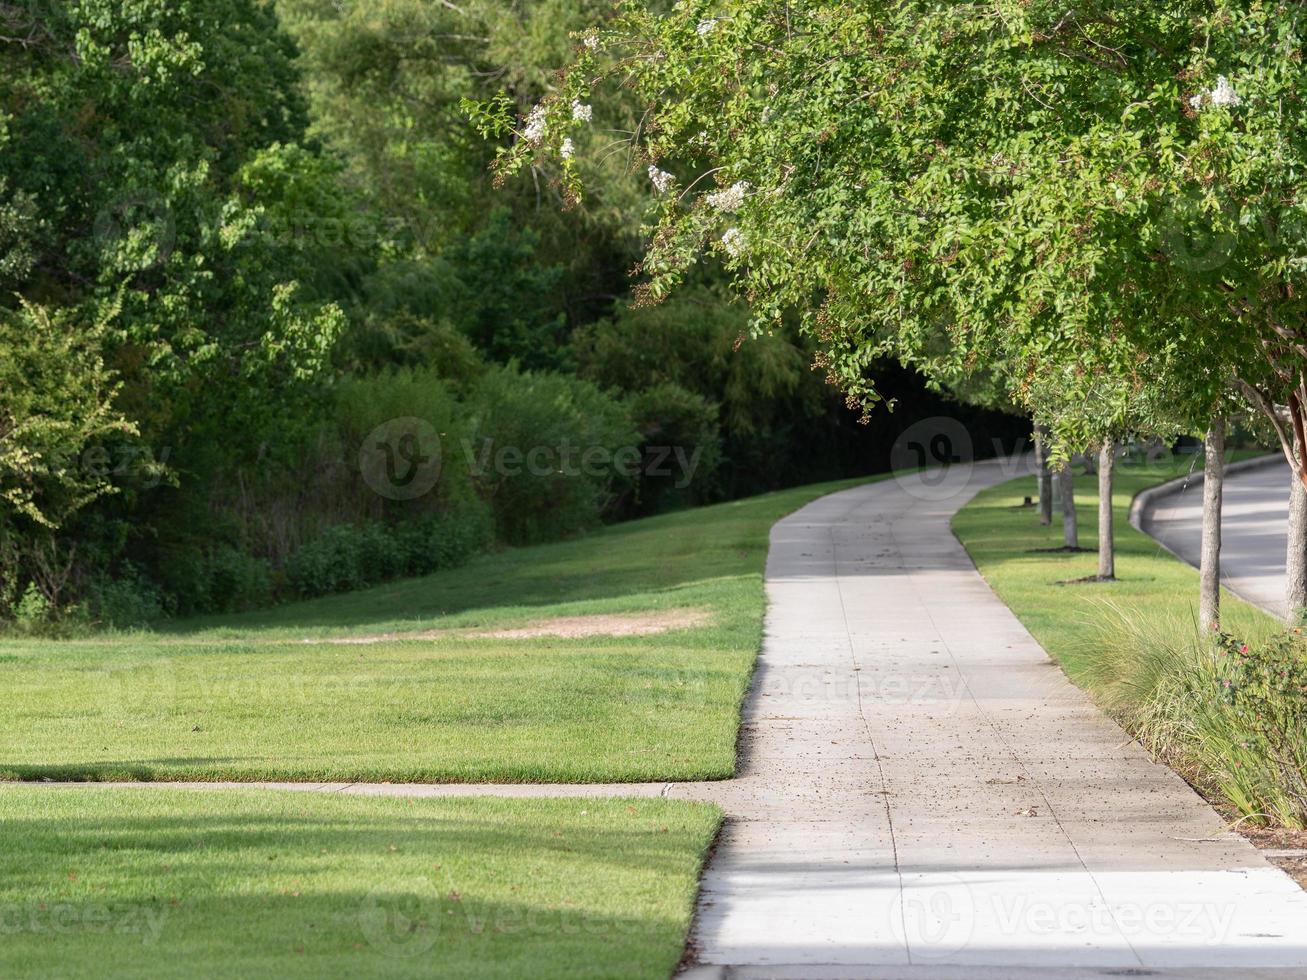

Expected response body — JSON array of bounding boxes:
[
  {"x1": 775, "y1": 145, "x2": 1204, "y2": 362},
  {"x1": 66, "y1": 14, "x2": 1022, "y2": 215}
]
[
  {"x1": 485, "y1": 0, "x2": 1306, "y2": 467},
  {"x1": 0, "y1": 0, "x2": 1026, "y2": 626}
]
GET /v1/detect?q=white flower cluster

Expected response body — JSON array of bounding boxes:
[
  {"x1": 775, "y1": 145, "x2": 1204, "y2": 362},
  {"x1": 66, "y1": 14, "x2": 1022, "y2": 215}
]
[
  {"x1": 1190, "y1": 75, "x2": 1240, "y2": 111},
  {"x1": 561, "y1": 138, "x2": 575, "y2": 160},
  {"x1": 572, "y1": 101, "x2": 593, "y2": 122},
  {"x1": 648, "y1": 165, "x2": 675, "y2": 194},
  {"x1": 721, "y1": 227, "x2": 746, "y2": 257},
  {"x1": 524, "y1": 105, "x2": 548, "y2": 145},
  {"x1": 706, "y1": 180, "x2": 751, "y2": 213},
  {"x1": 696, "y1": 18, "x2": 717, "y2": 36},
  {"x1": 582, "y1": 31, "x2": 599, "y2": 50}
]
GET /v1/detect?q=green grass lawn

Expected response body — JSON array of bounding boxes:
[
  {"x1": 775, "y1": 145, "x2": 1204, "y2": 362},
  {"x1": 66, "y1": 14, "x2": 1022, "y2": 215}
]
[
  {"x1": 952, "y1": 451, "x2": 1279, "y2": 682},
  {"x1": 0, "y1": 787, "x2": 719, "y2": 979},
  {"x1": 0, "y1": 477, "x2": 873, "y2": 783}
]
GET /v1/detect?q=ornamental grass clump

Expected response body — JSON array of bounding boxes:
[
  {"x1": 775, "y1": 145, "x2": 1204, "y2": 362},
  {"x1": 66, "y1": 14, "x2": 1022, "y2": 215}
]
[{"x1": 1085, "y1": 604, "x2": 1307, "y2": 829}]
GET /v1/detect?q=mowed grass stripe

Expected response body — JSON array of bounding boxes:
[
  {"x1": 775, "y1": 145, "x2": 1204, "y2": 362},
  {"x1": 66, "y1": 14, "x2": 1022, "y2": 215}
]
[
  {"x1": 0, "y1": 476, "x2": 879, "y2": 783},
  {"x1": 0, "y1": 787, "x2": 720, "y2": 980}
]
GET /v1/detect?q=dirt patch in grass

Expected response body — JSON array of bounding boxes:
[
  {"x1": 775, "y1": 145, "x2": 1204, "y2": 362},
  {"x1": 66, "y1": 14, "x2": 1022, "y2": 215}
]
[
  {"x1": 309, "y1": 609, "x2": 713, "y2": 645},
  {"x1": 475, "y1": 609, "x2": 712, "y2": 639},
  {"x1": 1056, "y1": 575, "x2": 1117, "y2": 586}
]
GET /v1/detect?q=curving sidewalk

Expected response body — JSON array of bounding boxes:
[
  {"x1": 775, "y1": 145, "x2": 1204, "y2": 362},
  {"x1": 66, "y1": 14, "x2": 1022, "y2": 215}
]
[
  {"x1": 40, "y1": 458, "x2": 1307, "y2": 977},
  {"x1": 1134, "y1": 455, "x2": 1290, "y2": 619},
  {"x1": 679, "y1": 457, "x2": 1307, "y2": 977}
]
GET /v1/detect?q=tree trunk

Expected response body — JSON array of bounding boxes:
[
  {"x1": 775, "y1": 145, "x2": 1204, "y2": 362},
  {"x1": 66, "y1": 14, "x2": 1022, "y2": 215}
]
[
  {"x1": 1034, "y1": 424, "x2": 1052, "y2": 526},
  {"x1": 1059, "y1": 462, "x2": 1079, "y2": 550},
  {"x1": 1097, "y1": 440, "x2": 1115, "y2": 580},
  {"x1": 1199, "y1": 420, "x2": 1224, "y2": 632},
  {"x1": 1288, "y1": 467, "x2": 1307, "y2": 622}
]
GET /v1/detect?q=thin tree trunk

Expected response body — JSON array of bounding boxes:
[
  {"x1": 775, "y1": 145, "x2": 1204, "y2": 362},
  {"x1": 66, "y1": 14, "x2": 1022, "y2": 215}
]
[
  {"x1": 1288, "y1": 465, "x2": 1307, "y2": 622},
  {"x1": 1199, "y1": 420, "x2": 1224, "y2": 632},
  {"x1": 1097, "y1": 440, "x2": 1115, "y2": 580},
  {"x1": 1034, "y1": 423, "x2": 1052, "y2": 526},
  {"x1": 1059, "y1": 461, "x2": 1079, "y2": 550}
]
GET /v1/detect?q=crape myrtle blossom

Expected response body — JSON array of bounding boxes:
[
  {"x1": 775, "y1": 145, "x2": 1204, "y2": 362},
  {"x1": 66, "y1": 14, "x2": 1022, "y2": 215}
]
[
  {"x1": 1209, "y1": 75, "x2": 1241, "y2": 107},
  {"x1": 696, "y1": 19, "x2": 717, "y2": 36},
  {"x1": 1190, "y1": 75, "x2": 1241, "y2": 111},
  {"x1": 721, "y1": 227, "x2": 746, "y2": 257},
  {"x1": 706, "y1": 181, "x2": 750, "y2": 213},
  {"x1": 523, "y1": 104, "x2": 548, "y2": 145},
  {"x1": 560, "y1": 138, "x2": 575, "y2": 160},
  {"x1": 572, "y1": 101, "x2": 593, "y2": 122},
  {"x1": 648, "y1": 165, "x2": 675, "y2": 194}
]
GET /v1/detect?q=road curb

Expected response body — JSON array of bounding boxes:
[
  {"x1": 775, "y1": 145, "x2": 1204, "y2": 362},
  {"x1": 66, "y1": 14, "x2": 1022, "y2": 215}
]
[{"x1": 1128, "y1": 452, "x2": 1283, "y2": 535}]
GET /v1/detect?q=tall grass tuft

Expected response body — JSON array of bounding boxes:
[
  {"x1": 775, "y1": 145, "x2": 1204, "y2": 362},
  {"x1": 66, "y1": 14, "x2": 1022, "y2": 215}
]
[{"x1": 1083, "y1": 602, "x2": 1307, "y2": 829}]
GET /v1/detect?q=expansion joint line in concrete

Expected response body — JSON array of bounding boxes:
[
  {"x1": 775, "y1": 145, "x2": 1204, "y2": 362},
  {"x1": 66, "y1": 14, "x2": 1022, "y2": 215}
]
[{"x1": 830, "y1": 523, "x2": 911, "y2": 963}]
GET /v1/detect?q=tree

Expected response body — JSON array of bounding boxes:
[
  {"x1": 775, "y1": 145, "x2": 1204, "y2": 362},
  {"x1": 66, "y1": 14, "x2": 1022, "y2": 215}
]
[
  {"x1": 479, "y1": 2, "x2": 1235, "y2": 432},
  {"x1": 0, "y1": 300, "x2": 143, "y2": 612},
  {"x1": 0, "y1": 300, "x2": 136, "y2": 532},
  {"x1": 1, "y1": 0, "x2": 345, "y2": 462},
  {"x1": 475, "y1": 1, "x2": 1300, "y2": 615},
  {"x1": 1200, "y1": 420, "x2": 1225, "y2": 631},
  {"x1": 0, "y1": 0, "x2": 346, "y2": 612}
]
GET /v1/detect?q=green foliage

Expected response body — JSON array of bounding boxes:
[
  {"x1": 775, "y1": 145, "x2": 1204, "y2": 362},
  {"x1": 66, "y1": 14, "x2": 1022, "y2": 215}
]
[
  {"x1": 156, "y1": 545, "x2": 275, "y2": 617},
  {"x1": 12, "y1": 584, "x2": 52, "y2": 633},
  {"x1": 1, "y1": 0, "x2": 343, "y2": 423},
  {"x1": 277, "y1": 0, "x2": 649, "y2": 319},
  {"x1": 623, "y1": 382, "x2": 722, "y2": 512},
  {"x1": 0, "y1": 300, "x2": 138, "y2": 531},
  {"x1": 84, "y1": 563, "x2": 167, "y2": 629},
  {"x1": 448, "y1": 212, "x2": 569, "y2": 368},
  {"x1": 3, "y1": 0, "x2": 1037, "y2": 626},
  {"x1": 1088, "y1": 612, "x2": 1307, "y2": 830},
  {"x1": 575, "y1": 287, "x2": 815, "y2": 437},
  {"x1": 465, "y1": 366, "x2": 640, "y2": 544},
  {"x1": 485, "y1": 0, "x2": 1307, "y2": 457},
  {"x1": 284, "y1": 509, "x2": 492, "y2": 598},
  {"x1": 1209, "y1": 629, "x2": 1307, "y2": 826},
  {"x1": 341, "y1": 311, "x2": 486, "y2": 382}
]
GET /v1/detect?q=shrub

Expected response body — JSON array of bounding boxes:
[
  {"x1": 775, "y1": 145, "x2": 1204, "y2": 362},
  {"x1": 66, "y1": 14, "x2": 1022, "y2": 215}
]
[
  {"x1": 284, "y1": 506, "x2": 491, "y2": 599},
  {"x1": 157, "y1": 544, "x2": 274, "y2": 616},
  {"x1": 1086, "y1": 606, "x2": 1307, "y2": 829},
  {"x1": 85, "y1": 563, "x2": 166, "y2": 629},
  {"x1": 403, "y1": 505, "x2": 493, "y2": 575},
  {"x1": 283, "y1": 525, "x2": 368, "y2": 597},
  {"x1": 464, "y1": 366, "x2": 639, "y2": 544},
  {"x1": 1206, "y1": 630, "x2": 1307, "y2": 827},
  {"x1": 623, "y1": 382, "x2": 723, "y2": 514},
  {"x1": 13, "y1": 583, "x2": 51, "y2": 632}
]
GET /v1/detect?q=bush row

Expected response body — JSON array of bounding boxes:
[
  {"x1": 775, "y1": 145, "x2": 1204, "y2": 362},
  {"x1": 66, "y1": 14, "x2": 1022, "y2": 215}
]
[
  {"x1": 1089, "y1": 613, "x2": 1307, "y2": 829},
  {"x1": 19, "y1": 362, "x2": 721, "y2": 629},
  {"x1": 284, "y1": 508, "x2": 492, "y2": 599}
]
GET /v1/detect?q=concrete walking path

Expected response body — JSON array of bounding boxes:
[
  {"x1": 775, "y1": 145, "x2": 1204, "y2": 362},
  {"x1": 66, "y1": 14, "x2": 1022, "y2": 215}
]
[
  {"x1": 678, "y1": 457, "x2": 1307, "y2": 977},
  {"x1": 1138, "y1": 457, "x2": 1291, "y2": 619},
  {"x1": 36, "y1": 458, "x2": 1307, "y2": 976}
]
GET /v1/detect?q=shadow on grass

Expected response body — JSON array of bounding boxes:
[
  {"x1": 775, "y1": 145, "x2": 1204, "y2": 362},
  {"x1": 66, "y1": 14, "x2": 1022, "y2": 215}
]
[{"x1": 0, "y1": 793, "x2": 713, "y2": 979}]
